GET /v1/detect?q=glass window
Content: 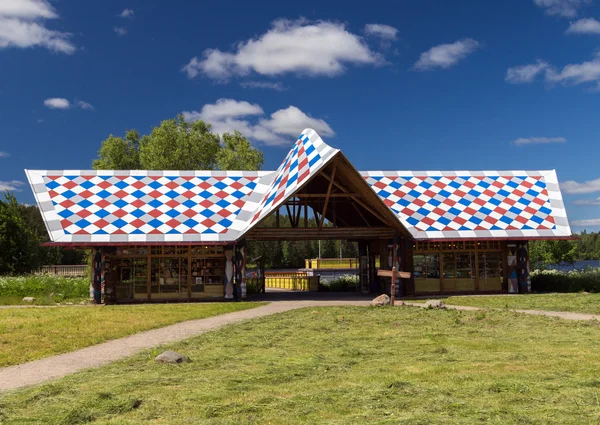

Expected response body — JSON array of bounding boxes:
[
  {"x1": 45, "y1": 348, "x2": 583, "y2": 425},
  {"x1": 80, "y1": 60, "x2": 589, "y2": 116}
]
[
  {"x1": 442, "y1": 253, "x2": 475, "y2": 292},
  {"x1": 479, "y1": 252, "x2": 503, "y2": 291},
  {"x1": 414, "y1": 254, "x2": 441, "y2": 293}
]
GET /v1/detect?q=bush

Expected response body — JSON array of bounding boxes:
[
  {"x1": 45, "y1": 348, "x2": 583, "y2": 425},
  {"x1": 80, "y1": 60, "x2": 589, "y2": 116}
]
[
  {"x1": 319, "y1": 275, "x2": 358, "y2": 292},
  {"x1": 0, "y1": 275, "x2": 89, "y2": 300},
  {"x1": 531, "y1": 268, "x2": 600, "y2": 293}
]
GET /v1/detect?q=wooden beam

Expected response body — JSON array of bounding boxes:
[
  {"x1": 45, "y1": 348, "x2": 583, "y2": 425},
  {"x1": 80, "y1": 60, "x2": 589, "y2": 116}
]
[
  {"x1": 352, "y1": 202, "x2": 371, "y2": 227},
  {"x1": 285, "y1": 204, "x2": 294, "y2": 227},
  {"x1": 304, "y1": 202, "x2": 308, "y2": 228},
  {"x1": 246, "y1": 227, "x2": 396, "y2": 241},
  {"x1": 295, "y1": 193, "x2": 359, "y2": 198},
  {"x1": 320, "y1": 163, "x2": 337, "y2": 230},
  {"x1": 275, "y1": 208, "x2": 280, "y2": 228}
]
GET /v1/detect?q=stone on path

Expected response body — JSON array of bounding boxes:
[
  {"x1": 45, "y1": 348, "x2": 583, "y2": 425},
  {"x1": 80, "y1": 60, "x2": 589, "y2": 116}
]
[
  {"x1": 371, "y1": 294, "x2": 390, "y2": 307},
  {"x1": 154, "y1": 350, "x2": 187, "y2": 364},
  {"x1": 423, "y1": 300, "x2": 446, "y2": 309},
  {"x1": 22, "y1": 297, "x2": 35, "y2": 303}
]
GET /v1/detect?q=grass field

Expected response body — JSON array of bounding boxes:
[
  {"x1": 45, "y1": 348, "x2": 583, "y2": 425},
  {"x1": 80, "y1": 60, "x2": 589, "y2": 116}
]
[
  {"x1": 0, "y1": 295, "x2": 89, "y2": 306},
  {"x1": 2, "y1": 306, "x2": 600, "y2": 424},
  {"x1": 437, "y1": 293, "x2": 600, "y2": 315},
  {"x1": 0, "y1": 302, "x2": 264, "y2": 368}
]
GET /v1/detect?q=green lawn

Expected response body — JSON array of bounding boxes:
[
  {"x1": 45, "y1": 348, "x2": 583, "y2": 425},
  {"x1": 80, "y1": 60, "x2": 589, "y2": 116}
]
[
  {"x1": 0, "y1": 302, "x2": 264, "y2": 368},
  {"x1": 437, "y1": 293, "x2": 600, "y2": 315},
  {"x1": 2, "y1": 306, "x2": 600, "y2": 424},
  {"x1": 0, "y1": 296, "x2": 89, "y2": 306}
]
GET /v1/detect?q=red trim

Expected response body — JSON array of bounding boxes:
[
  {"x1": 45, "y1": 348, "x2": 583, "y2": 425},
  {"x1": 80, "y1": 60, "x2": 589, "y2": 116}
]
[
  {"x1": 416, "y1": 236, "x2": 578, "y2": 242},
  {"x1": 41, "y1": 241, "x2": 234, "y2": 247}
]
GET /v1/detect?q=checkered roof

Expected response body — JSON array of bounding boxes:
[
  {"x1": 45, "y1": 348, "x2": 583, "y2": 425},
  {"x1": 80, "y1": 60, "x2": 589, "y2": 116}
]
[
  {"x1": 26, "y1": 129, "x2": 572, "y2": 243},
  {"x1": 361, "y1": 171, "x2": 571, "y2": 240}
]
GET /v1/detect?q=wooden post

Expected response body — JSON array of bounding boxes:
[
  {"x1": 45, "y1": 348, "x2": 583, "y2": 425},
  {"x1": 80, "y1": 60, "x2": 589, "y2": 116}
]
[{"x1": 390, "y1": 267, "x2": 396, "y2": 306}]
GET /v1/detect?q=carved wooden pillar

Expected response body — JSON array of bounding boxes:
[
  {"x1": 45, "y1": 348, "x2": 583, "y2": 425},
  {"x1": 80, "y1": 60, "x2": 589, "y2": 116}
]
[
  {"x1": 92, "y1": 247, "x2": 103, "y2": 304},
  {"x1": 235, "y1": 239, "x2": 247, "y2": 300}
]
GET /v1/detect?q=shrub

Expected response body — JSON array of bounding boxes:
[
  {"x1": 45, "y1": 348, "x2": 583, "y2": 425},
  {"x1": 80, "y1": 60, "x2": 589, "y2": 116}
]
[
  {"x1": 531, "y1": 268, "x2": 600, "y2": 293},
  {"x1": 0, "y1": 275, "x2": 89, "y2": 299},
  {"x1": 319, "y1": 275, "x2": 358, "y2": 292}
]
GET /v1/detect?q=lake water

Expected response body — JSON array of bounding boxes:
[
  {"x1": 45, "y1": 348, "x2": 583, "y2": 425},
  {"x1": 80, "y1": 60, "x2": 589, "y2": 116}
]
[{"x1": 547, "y1": 260, "x2": 600, "y2": 271}]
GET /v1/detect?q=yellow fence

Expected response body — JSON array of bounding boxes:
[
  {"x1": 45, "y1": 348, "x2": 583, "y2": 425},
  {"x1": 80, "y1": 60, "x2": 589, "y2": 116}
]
[
  {"x1": 305, "y1": 258, "x2": 381, "y2": 269},
  {"x1": 265, "y1": 275, "x2": 320, "y2": 291},
  {"x1": 305, "y1": 258, "x2": 358, "y2": 269}
]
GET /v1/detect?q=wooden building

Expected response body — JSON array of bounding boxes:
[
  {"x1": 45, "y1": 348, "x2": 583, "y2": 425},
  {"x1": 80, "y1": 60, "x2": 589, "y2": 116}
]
[{"x1": 26, "y1": 128, "x2": 572, "y2": 303}]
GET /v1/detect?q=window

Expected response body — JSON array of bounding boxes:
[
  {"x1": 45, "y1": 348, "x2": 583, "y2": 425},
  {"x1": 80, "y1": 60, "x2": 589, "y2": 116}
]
[
  {"x1": 478, "y1": 252, "x2": 503, "y2": 291},
  {"x1": 414, "y1": 254, "x2": 441, "y2": 293}
]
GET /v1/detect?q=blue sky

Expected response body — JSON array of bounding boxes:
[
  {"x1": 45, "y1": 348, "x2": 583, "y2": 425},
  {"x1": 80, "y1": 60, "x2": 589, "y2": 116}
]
[{"x1": 1, "y1": 0, "x2": 600, "y2": 231}]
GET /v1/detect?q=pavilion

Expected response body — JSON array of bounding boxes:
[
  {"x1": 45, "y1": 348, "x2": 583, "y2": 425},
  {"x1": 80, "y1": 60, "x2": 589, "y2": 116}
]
[{"x1": 26, "y1": 129, "x2": 572, "y2": 303}]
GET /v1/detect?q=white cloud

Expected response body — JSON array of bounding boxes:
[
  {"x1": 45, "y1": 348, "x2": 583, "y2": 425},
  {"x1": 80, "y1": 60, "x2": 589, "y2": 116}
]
[
  {"x1": 0, "y1": 180, "x2": 24, "y2": 191},
  {"x1": 364, "y1": 24, "x2": 398, "y2": 40},
  {"x1": 570, "y1": 218, "x2": 600, "y2": 227},
  {"x1": 44, "y1": 97, "x2": 94, "y2": 110},
  {"x1": 566, "y1": 18, "x2": 600, "y2": 34},
  {"x1": 44, "y1": 97, "x2": 70, "y2": 109},
  {"x1": 506, "y1": 60, "x2": 549, "y2": 83},
  {"x1": 182, "y1": 98, "x2": 334, "y2": 146},
  {"x1": 0, "y1": 151, "x2": 8, "y2": 158},
  {"x1": 182, "y1": 19, "x2": 382, "y2": 80},
  {"x1": 113, "y1": 26, "x2": 127, "y2": 37},
  {"x1": 533, "y1": 0, "x2": 591, "y2": 18},
  {"x1": 508, "y1": 53, "x2": 600, "y2": 90},
  {"x1": 413, "y1": 38, "x2": 480, "y2": 71},
  {"x1": 240, "y1": 81, "x2": 287, "y2": 91},
  {"x1": 119, "y1": 9, "x2": 134, "y2": 19},
  {"x1": 0, "y1": 0, "x2": 75, "y2": 54},
  {"x1": 546, "y1": 54, "x2": 600, "y2": 86},
  {"x1": 75, "y1": 100, "x2": 95, "y2": 110},
  {"x1": 573, "y1": 197, "x2": 600, "y2": 205},
  {"x1": 562, "y1": 178, "x2": 600, "y2": 194},
  {"x1": 512, "y1": 136, "x2": 566, "y2": 146}
]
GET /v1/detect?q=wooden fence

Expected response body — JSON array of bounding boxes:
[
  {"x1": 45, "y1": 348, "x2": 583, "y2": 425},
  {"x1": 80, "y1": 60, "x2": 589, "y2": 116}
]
[
  {"x1": 305, "y1": 258, "x2": 381, "y2": 269},
  {"x1": 40, "y1": 265, "x2": 88, "y2": 277}
]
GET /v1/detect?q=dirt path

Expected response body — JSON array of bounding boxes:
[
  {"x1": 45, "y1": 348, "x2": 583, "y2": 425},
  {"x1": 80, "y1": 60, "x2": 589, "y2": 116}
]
[
  {"x1": 2, "y1": 298, "x2": 599, "y2": 393},
  {"x1": 0, "y1": 300, "x2": 368, "y2": 393}
]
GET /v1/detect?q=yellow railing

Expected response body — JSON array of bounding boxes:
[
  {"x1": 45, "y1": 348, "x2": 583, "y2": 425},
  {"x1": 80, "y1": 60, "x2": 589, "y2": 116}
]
[
  {"x1": 305, "y1": 258, "x2": 359, "y2": 269},
  {"x1": 305, "y1": 258, "x2": 381, "y2": 269},
  {"x1": 265, "y1": 275, "x2": 320, "y2": 291}
]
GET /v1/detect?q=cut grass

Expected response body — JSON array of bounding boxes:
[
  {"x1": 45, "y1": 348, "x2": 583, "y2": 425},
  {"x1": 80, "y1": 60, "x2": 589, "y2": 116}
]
[
  {"x1": 436, "y1": 293, "x2": 600, "y2": 315},
  {"x1": 0, "y1": 296, "x2": 89, "y2": 306},
  {"x1": 3, "y1": 306, "x2": 600, "y2": 424},
  {"x1": 0, "y1": 302, "x2": 264, "y2": 368}
]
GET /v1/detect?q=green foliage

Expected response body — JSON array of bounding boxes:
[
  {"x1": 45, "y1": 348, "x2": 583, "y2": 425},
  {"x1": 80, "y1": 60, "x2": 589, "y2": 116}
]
[
  {"x1": 92, "y1": 130, "x2": 142, "y2": 170},
  {"x1": 0, "y1": 192, "x2": 40, "y2": 274},
  {"x1": 216, "y1": 130, "x2": 264, "y2": 170},
  {"x1": 529, "y1": 239, "x2": 579, "y2": 268},
  {"x1": 319, "y1": 275, "x2": 359, "y2": 292},
  {"x1": 0, "y1": 275, "x2": 89, "y2": 299},
  {"x1": 531, "y1": 268, "x2": 600, "y2": 293},
  {"x1": 139, "y1": 116, "x2": 221, "y2": 170},
  {"x1": 92, "y1": 115, "x2": 263, "y2": 171}
]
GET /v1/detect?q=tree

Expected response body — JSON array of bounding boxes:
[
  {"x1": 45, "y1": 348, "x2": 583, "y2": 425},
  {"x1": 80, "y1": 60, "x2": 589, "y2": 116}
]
[
  {"x1": 139, "y1": 116, "x2": 221, "y2": 170},
  {"x1": 529, "y1": 240, "x2": 578, "y2": 269},
  {"x1": 92, "y1": 116, "x2": 264, "y2": 171},
  {"x1": 92, "y1": 130, "x2": 142, "y2": 170},
  {"x1": 217, "y1": 131, "x2": 264, "y2": 171},
  {"x1": 0, "y1": 192, "x2": 40, "y2": 274}
]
